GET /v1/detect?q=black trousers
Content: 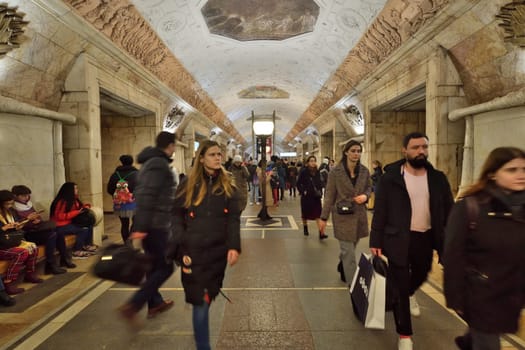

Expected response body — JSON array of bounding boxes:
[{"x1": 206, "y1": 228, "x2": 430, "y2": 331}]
[{"x1": 389, "y1": 230, "x2": 433, "y2": 336}]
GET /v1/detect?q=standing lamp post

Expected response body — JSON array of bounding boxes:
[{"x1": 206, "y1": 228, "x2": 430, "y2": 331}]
[{"x1": 253, "y1": 119, "x2": 274, "y2": 221}]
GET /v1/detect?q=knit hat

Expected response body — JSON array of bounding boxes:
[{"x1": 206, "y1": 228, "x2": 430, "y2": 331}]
[
  {"x1": 233, "y1": 155, "x2": 242, "y2": 163},
  {"x1": 323, "y1": 158, "x2": 329, "y2": 164},
  {"x1": 119, "y1": 154, "x2": 133, "y2": 166}
]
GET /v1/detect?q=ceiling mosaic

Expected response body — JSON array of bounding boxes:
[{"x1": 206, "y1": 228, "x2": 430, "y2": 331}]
[
  {"x1": 201, "y1": 0, "x2": 319, "y2": 41},
  {"x1": 238, "y1": 86, "x2": 290, "y2": 99}
]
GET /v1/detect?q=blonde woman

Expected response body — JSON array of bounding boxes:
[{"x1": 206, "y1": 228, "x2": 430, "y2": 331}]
[{"x1": 173, "y1": 140, "x2": 241, "y2": 350}]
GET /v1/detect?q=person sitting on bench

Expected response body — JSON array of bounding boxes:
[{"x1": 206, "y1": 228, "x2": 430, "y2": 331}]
[
  {"x1": 12, "y1": 185, "x2": 72, "y2": 274},
  {"x1": 0, "y1": 190, "x2": 43, "y2": 295}
]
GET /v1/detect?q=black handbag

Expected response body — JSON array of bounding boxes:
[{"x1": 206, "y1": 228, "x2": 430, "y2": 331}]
[
  {"x1": 0, "y1": 230, "x2": 24, "y2": 249},
  {"x1": 336, "y1": 200, "x2": 354, "y2": 214},
  {"x1": 92, "y1": 243, "x2": 152, "y2": 286},
  {"x1": 72, "y1": 209, "x2": 96, "y2": 227}
]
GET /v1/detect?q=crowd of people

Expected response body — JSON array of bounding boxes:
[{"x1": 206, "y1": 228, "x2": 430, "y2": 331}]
[{"x1": 2, "y1": 129, "x2": 523, "y2": 350}]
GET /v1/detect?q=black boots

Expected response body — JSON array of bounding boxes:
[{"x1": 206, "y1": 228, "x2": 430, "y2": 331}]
[
  {"x1": 0, "y1": 290, "x2": 15, "y2": 307},
  {"x1": 337, "y1": 261, "x2": 346, "y2": 283},
  {"x1": 45, "y1": 262, "x2": 67, "y2": 275},
  {"x1": 60, "y1": 257, "x2": 77, "y2": 269},
  {"x1": 303, "y1": 226, "x2": 309, "y2": 236},
  {"x1": 319, "y1": 232, "x2": 328, "y2": 240}
]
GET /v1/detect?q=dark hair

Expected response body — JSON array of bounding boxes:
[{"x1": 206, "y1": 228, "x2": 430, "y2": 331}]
[
  {"x1": 461, "y1": 146, "x2": 525, "y2": 197},
  {"x1": 50, "y1": 182, "x2": 82, "y2": 215},
  {"x1": 119, "y1": 154, "x2": 133, "y2": 166},
  {"x1": 402, "y1": 132, "x2": 428, "y2": 148},
  {"x1": 340, "y1": 140, "x2": 363, "y2": 163},
  {"x1": 0, "y1": 190, "x2": 15, "y2": 217},
  {"x1": 0, "y1": 190, "x2": 15, "y2": 203},
  {"x1": 11, "y1": 185, "x2": 32, "y2": 195},
  {"x1": 155, "y1": 131, "x2": 176, "y2": 149}
]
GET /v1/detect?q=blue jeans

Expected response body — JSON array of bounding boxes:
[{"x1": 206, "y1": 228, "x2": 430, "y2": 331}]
[
  {"x1": 129, "y1": 230, "x2": 174, "y2": 309},
  {"x1": 193, "y1": 302, "x2": 210, "y2": 350},
  {"x1": 251, "y1": 183, "x2": 260, "y2": 203},
  {"x1": 56, "y1": 224, "x2": 91, "y2": 251}
]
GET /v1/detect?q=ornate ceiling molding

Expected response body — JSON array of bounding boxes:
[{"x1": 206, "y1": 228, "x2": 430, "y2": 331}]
[
  {"x1": 0, "y1": 3, "x2": 29, "y2": 57},
  {"x1": 62, "y1": 0, "x2": 244, "y2": 144},
  {"x1": 497, "y1": 1, "x2": 525, "y2": 47},
  {"x1": 284, "y1": 0, "x2": 449, "y2": 142}
]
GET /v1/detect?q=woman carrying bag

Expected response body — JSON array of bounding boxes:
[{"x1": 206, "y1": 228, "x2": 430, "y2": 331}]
[
  {"x1": 319, "y1": 140, "x2": 371, "y2": 284},
  {"x1": 172, "y1": 140, "x2": 241, "y2": 350},
  {"x1": 297, "y1": 155, "x2": 327, "y2": 239}
]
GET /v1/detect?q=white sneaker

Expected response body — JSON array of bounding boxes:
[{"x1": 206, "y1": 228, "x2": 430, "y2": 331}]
[
  {"x1": 398, "y1": 338, "x2": 413, "y2": 350},
  {"x1": 409, "y1": 295, "x2": 420, "y2": 317},
  {"x1": 249, "y1": 202, "x2": 254, "y2": 205}
]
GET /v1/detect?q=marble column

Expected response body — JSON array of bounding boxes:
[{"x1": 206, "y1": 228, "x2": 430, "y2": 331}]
[{"x1": 58, "y1": 53, "x2": 104, "y2": 245}]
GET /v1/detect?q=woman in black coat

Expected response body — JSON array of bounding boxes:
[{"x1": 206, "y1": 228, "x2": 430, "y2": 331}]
[
  {"x1": 444, "y1": 147, "x2": 525, "y2": 350},
  {"x1": 173, "y1": 140, "x2": 241, "y2": 350},
  {"x1": 296, "y1": 155, "x2": 327, "y2": 239}
]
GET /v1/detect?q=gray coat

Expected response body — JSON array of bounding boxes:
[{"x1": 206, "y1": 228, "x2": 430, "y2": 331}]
[{"x1": 320, "y1": 163, "x2": 371, "y2": 242}]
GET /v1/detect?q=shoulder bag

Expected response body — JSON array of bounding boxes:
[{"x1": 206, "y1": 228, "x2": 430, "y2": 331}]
[
  {"x1": 336, "y1": 200, "x2": 355, "y2": 215},
  {"x1": 0, "y1": 231, "x2": 25, "y2": 249}
]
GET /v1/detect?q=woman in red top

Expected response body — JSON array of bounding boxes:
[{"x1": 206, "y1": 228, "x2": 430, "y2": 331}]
[{"x1": 50, "y1": 182, "x2": 97, "y2": 259}]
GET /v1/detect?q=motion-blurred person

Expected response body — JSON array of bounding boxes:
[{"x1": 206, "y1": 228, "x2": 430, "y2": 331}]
[{"x1": 444, "y1": 147, "x2": 525, "y2": 350}]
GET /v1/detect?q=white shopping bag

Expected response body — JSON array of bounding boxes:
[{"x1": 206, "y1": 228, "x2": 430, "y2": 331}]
[{"x1": 350, "y1": 253, "x2": 386, "y2": 329}]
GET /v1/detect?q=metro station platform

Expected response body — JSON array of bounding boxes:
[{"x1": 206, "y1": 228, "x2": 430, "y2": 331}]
[{"x1": 1, "y1": 194, "x2": 524, "y2": 350}]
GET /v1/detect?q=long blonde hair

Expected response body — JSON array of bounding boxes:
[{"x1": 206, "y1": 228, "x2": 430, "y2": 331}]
[{"x1": 179, "y1": 140, "x2": 235, "y2": 208}]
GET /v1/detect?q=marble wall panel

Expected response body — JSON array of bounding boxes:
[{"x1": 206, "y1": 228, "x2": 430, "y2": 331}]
[
  {"x1": 0, "y1": 113, "x2": 57, "y2": 203},
  {"x1": 473, "y1": 107, "x2": 525, "y2": 177}
]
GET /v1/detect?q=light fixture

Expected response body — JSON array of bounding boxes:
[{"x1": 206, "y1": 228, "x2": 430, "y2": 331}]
[{"x1": 253, "y1": 120, "x2": 274, "y2": 136}]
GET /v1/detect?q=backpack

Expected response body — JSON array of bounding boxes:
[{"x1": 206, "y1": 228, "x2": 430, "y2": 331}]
[
  {"x1": 319, "y1": 168, "x2": 329, "y2": 186},
  {"x1": 113, "y1": 171, "x2": 134, "y2": 206}
]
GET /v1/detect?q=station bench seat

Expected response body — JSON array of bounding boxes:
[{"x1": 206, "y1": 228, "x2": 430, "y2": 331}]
[{"x1": 0, "y1": 234, "x2": 76, "y2": 277}]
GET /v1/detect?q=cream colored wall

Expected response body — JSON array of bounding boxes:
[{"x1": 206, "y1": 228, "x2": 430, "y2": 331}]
[
  {"x1": 101, "y1": 115, "x2": 158, "y2": 212},
  {"x1": 472, "y1": 106, "x2": 525, "y2": 177},
  {"x1": 0, "y1": 114, "x2": 57, "y2": 204},
  {"x1": 368, "y1": 111, "x2": 426, "y2": 167}
]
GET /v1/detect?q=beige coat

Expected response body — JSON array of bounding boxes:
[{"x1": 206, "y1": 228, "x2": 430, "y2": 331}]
[{"x1": 320, "y1": 163, "x2": 371, "y2": 242}]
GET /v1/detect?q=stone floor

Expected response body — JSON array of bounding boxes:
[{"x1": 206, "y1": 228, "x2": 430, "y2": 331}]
[{"x1": 0, "y1": 193, "x2": 524, "y2": 350}]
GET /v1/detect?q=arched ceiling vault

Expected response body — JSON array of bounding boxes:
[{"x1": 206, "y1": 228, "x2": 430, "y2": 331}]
[{"x1": 62, "y1": 0, "x2": 452, "y2": 147}]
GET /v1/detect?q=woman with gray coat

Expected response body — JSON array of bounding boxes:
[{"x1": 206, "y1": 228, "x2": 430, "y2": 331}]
[{"x1": 319, "y1": 140, "x2": 371, "y2": 284}]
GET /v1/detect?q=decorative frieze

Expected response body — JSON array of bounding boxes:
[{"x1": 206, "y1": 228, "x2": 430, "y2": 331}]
[
  {"x1": 0, "y1": 3, "x2": 29, "y2": 57},
  {"x1": 497, "y1": 1, "x2": 525, "y2": 47}
]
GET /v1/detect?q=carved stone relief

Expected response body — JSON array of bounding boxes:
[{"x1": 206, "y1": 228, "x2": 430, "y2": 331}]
[
  {"x1": 497, "y1": 1, "x2": 525, "y2": 47},
  {"x1": 0, "y1": 3, "x2": 29, "y2": 57},
  {"x1": 63, "y1": 0, "x2": 244, "y2": 144},
  {"x1": 285, "y1": 0, "x2": 449, "y2": 142}
]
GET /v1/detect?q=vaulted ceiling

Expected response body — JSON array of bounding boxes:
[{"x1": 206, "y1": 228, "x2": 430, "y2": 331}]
[{"x1": 63, "y1": 0, "x2": 451, "y2": 150}]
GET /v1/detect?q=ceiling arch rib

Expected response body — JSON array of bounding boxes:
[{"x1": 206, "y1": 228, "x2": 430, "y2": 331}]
[
  {"x1": 129, "y1": 0, "x2": 389, "y2": 146},
  {"x1": 62, "y1": 0, "x2": 245, "y2": 144}
]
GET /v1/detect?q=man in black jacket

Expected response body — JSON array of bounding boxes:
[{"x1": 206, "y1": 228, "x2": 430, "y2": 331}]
[
  {"x1": 118, "y1": 131, "x2": 177, "y2": 326},
  {"x1": 369, "y1": 132, "x2": 454, "y2": 350}
]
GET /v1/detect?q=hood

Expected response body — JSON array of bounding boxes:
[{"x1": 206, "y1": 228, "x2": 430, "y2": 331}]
[
  {"x1": 136, "y1": 146, "x2": 172, "y2": 164},
  {"x1": 115, "y1": 165, "x2": 138, "y2": 173}
]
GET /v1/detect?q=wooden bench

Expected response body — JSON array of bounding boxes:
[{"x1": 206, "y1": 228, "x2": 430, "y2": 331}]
[{"x1": 0, "y1": 234, "x2": 76, "y2": 277}]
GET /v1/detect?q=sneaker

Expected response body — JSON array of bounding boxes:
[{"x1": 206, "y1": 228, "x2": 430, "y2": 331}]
[
  {"x1": 409, "y1": 295, "x2": 420, "y2": 317},
  {"x1": 72, "y1": 250, "x2": 90, "y2": 259},
  {"x1": 249, "y1": 202, "x2": 254, "y2": 205},
  {"x1": 398, "y1": 337, "x2": 413, "y2": 350}
]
